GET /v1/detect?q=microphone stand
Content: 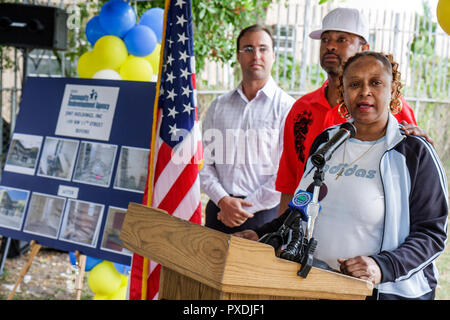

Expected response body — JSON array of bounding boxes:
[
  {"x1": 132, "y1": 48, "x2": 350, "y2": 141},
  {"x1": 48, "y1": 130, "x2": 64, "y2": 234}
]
[
  {"x1": 297, "y1": 123, "x2": 356, "y2": 277},
  {"x1": 306, "y1": 168, "x2": 324, "y2": 240},
  {"x1": 259, "y1": 166, "x2": 330, "y2": 278},
  {"x1": 297, "y1": 166, "x2": 324, "y2": 278},
  {"x1": 262, "y1": 125, "x2": 357, "y2": 278}
]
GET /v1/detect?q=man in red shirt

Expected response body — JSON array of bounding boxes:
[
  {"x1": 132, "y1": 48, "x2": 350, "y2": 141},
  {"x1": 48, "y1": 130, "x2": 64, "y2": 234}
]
[{"x1": 276, "y1": 8, "x2": 425, "y2": 214}]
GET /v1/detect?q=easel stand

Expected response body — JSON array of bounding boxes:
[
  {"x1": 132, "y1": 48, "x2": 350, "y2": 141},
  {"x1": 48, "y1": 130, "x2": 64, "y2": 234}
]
[
  {"x1": 74, "y1": 251, "x2": 87, "y2": 300},
  {"x1": 7, "y1": 240, "x2": 41, "y2": 300},
  {"x1": 6, "y1": 241, "x2": 87, "y2": 300}
]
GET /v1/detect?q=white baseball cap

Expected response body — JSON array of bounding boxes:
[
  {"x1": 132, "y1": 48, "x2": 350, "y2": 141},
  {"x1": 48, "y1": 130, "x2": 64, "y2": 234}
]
[{"x1": 309, "y1": 8, "x2": 369, "y2": 43}]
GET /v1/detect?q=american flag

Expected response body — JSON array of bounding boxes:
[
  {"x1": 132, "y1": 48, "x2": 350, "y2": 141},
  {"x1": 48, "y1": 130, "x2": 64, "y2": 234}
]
[{"x1": 129, "y1": 0, "x2": 202, "y2": 300}]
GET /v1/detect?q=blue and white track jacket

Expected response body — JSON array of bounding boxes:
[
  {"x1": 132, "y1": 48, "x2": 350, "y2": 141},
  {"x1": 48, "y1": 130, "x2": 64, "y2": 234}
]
[{"x1": 304, "y1": 113, "x2": 448, "y2": 298}]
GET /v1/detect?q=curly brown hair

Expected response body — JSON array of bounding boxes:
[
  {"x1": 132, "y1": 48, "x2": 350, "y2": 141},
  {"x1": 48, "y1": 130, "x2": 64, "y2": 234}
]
[{"x1": 336, "y1": 51, "x2": 403, "y2": 119}]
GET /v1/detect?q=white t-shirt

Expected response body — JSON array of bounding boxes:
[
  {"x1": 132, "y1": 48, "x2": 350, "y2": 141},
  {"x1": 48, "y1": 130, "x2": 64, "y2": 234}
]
[{"x1": 297, "y1": 137, "x2": 386, "y2": 271}]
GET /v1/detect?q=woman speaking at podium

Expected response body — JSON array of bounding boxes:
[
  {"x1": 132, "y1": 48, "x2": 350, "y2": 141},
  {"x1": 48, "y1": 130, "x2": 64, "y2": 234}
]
[{"x1": 235, "y1": 51, "x2": 448, "y2": 300}]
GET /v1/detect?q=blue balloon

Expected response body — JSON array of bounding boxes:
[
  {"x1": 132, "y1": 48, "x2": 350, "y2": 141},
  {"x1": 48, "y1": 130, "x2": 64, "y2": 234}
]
[
  {"x1": 85, "y1": 256, "x2": 103, "y2": 271},
  {"x1": 69, "y1": 251, "x2": 77, "y2": 266},
  {"x1": 124, "y1": 25, "x2": 157, "y2": 57},
  {"x1": 68, "y1": 252, "x2": 102, "y2": 272},
  {"x1": 99, "y1": 0, "x2": 137, "y2": 38},
  {"x1": 139, "y1": 8, "x2": 164, "y2": 43},
  {"x1": 113, "y1": 262, "x2": 131, "y2": 275},
  {"x1": 85, "y1": 16, "x2": 107, "y2": 46}
]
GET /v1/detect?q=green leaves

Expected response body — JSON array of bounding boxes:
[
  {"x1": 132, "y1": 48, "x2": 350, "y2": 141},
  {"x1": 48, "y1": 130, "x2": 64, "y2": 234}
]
[
  {"x1": 0, "y1": 47, "x2": 15, "y2": 71},
  {"x1": 190, "y1": 0, "x2": 277, "y2": 74},
  {"x1": 408, "y1": 1, "x2": 441, "y2": 98}
]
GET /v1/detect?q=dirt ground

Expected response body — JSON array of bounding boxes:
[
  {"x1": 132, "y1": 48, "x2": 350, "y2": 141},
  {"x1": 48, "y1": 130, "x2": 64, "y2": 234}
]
[{"x1": 0, "y1": 246, "x2": 94, "y2": 300}]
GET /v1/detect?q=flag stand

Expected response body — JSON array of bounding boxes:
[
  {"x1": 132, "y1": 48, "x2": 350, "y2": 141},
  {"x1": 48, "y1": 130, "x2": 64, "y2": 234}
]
[{"x1": 6, "y1": 240, "x2": 87, "y2": 300}]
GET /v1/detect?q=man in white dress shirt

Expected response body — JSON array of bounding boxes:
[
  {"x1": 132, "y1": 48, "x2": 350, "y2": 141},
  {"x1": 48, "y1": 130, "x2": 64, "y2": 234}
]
[{"x1": 200, "y1": 25, "x2": 295, "y2": 233}]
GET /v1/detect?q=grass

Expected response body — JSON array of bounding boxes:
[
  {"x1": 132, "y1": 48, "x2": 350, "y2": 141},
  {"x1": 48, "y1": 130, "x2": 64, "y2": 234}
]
[{"x1": 436, "y1": 240, "x2": 450, "y2": 300}]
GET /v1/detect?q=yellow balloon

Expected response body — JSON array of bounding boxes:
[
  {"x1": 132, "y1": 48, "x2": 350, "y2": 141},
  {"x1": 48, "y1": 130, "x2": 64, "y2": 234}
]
[
  {"x1": 144, "y1": 43, "x2": 161, "y2": 74},
  {"x1": 87, "y1": 261, "x2": 122, "y2": 295},
  {"x1": 93, "y1": 35, "x2": 128, "y2": 70},
  {"x1": 120, "y1": 56, "x2": 153, "y2": 81},
  {"x1": 437, "y1": 0, "x2": 450, "y2": 35},
  {"x1": 77, "y1": 51, "x2": 100, "y2": 78},
  {"x1": 108, "y1": 285, "x2": 127, "y2": 300},
  {"x1": 93, "y1": 293, "x2": 110, "y2": 300},
  {"x1": 120, "y1": 274, "x2": 129, "y2": 287}
]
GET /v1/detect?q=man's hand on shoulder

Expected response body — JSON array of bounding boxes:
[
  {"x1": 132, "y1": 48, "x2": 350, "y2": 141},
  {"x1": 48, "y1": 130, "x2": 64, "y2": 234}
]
[{"x1": 400, "y1": 120, "x2": 434, "y2": 146}]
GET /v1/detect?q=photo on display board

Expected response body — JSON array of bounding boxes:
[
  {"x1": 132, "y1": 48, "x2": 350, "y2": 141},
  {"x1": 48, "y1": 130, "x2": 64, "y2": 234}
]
[
  {"x1": 101, "y1": 206, "x2": 133, "y2": 256},
  {"x1": 23, "y1": 192, "x2": 66, "y2": 238},
  {"x1": 113, "y1": 146, "x2": 149, "y2": 193},
  {"x1": 0, "y1": 186, "x2": 30, "y2": 230},
  {"x1": 37, "y1": 137, "x2": 79, "y2": 181},
  {"x1": 4, "y1": 133, "x2": 43, "y2": 175},
  {"x1": 72, "y1": 141, "x2": 117, "y2": 187},
  {"x1": 58, "y1": 199, "x2": 104, "y2": 247}
]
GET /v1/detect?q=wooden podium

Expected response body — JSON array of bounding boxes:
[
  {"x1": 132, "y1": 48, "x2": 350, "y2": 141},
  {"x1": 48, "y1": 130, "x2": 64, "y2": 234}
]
[{"x1": 120, "y1": 202, "x2": 373, "y2": 300}]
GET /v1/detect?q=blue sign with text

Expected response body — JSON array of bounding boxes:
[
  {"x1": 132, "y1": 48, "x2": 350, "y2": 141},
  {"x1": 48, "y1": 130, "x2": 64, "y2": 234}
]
[{"x1": 0, "y1": 77, "x2": 155, "y2": 265}]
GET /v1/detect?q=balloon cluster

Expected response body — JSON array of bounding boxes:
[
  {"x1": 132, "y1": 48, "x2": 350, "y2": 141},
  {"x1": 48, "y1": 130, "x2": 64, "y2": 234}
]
[
  {"x1": 69, "y1": 252, "x2": 131, "y2": 300},
  {"x1": 77, "y1": 0, "x2": 163, "y2": 81}
]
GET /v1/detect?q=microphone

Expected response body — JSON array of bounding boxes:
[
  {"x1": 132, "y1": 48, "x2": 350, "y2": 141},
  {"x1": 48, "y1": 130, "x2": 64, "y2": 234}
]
[
  {"x1": 288, "y1": 189, "x2": 321, "y2": 222},
  {"x1": 311, "y1": 122, "x2": 356, "y2": 168},
  {"x1": 259, "y1": 189, "x2": 319, "y2": 251},
  {"x1": 278, "y1": 190, "x2": 321, "y2": 268},
  {"x1": 261, "y1": 189, "x2": 333, "y2": 276}
]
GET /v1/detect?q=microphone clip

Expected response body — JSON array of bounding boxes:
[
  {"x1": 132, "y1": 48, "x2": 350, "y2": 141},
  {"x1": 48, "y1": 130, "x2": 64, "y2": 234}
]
[
  {"x1": 259, "y1": 166, "x2": 332, "y2": 278},
  {"x1": 278, "y1": 213, "x2": 318, "y2": 278},
  {"x1": 259, "y1": 208, "x2": 331, "y2": 279}
]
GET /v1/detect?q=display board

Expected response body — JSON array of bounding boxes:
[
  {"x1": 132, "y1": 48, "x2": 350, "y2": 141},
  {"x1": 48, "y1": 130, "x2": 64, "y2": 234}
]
[{"x1": 0, "y1": 77, "x2": 155, "y2": 265}]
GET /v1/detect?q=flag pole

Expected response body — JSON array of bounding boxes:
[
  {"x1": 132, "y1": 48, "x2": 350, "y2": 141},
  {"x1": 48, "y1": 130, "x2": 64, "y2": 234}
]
[{"x1": 139, "y1": 0, "x2": 171, "y2": 300}]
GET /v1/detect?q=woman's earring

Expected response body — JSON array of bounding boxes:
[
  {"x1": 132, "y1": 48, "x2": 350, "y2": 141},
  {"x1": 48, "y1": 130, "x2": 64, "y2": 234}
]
[
  {"x1": 390, "y1": 97, "x2": 403, "y2": 115},
  {"x1": 338, "y1": 102, "x2": 350, "y2": 119}
]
